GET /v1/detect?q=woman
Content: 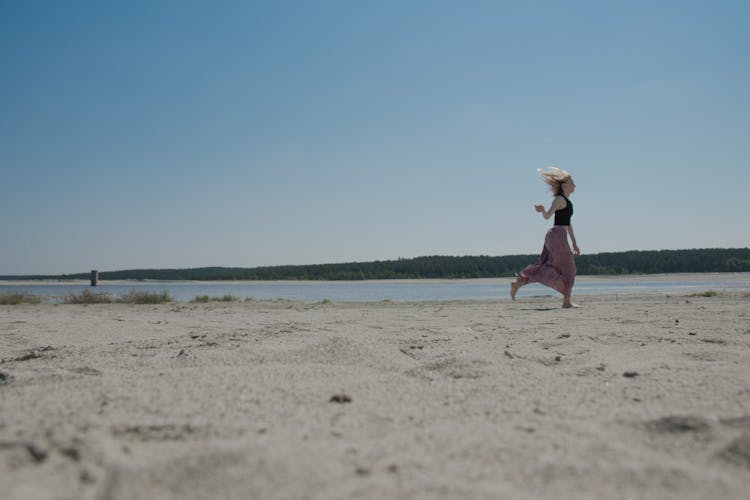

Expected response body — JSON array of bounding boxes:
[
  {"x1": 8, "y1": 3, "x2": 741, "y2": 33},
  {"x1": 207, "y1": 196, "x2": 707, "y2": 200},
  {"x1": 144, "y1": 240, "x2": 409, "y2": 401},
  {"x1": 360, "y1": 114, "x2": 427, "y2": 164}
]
[{"x1": 510, "y1": 167, "x2": 580, "y2": 308}]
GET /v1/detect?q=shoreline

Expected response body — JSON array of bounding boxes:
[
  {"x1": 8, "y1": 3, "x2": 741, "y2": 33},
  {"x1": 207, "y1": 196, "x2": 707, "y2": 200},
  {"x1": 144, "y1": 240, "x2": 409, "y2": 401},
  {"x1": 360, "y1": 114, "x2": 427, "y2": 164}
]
[
  {"x1": 2, "y1": 290, "x2": 750, "y2": 308},
  {"x1": 1, "y1": 271, "x2": 750, "y2": 287},
  {"x1": 1, "y1": 273, "x2": 749, "y2": 306}
]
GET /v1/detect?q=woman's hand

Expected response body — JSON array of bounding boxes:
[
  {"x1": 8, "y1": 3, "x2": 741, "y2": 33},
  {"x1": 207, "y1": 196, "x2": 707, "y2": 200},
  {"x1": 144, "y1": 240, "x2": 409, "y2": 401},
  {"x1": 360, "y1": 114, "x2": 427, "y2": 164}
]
[
  {"x1": 534, "y1": 204, "x2": 545, "y2": 213},
  {"x1": 572, "y1": 244, "x2": 581, "y2": 256}
]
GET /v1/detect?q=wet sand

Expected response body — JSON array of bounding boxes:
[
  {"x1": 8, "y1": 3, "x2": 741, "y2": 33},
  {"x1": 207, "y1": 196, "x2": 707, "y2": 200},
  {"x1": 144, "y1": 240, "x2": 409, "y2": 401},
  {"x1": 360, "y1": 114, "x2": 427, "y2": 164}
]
[{"x1": 2, "y1": 293, "x2": 749, "y2": 499}]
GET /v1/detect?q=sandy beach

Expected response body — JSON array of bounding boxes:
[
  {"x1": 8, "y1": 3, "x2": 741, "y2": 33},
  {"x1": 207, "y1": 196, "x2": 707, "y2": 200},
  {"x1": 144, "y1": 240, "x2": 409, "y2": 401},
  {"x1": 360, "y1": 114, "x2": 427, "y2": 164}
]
[{"x1": 2, "y1": 292, "x2": 749, "y2": 499}]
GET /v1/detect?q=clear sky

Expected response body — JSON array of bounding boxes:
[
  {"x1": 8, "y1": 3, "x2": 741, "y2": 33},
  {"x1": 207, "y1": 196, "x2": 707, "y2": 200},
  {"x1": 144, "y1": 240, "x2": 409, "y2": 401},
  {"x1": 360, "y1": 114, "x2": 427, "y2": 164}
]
[{"x1": 1, "y1": 1, "x2": 748, "y2": 275}]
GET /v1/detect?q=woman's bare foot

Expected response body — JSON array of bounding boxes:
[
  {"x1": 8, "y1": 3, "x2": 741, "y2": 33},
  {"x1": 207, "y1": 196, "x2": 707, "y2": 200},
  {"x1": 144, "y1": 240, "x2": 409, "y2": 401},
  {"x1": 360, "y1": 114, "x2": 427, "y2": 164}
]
[
  {"x1": 510, "y1": 282, "x2": 520, "y2": 301},
  {"x1": 562, "y1": 300, "x2": 581, "y2": 309}
]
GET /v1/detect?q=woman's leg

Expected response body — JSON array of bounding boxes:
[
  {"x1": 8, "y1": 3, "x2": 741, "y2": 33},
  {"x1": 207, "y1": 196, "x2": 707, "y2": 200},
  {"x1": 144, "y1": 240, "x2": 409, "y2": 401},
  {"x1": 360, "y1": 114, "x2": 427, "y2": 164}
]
[
  {"x1": 562, "y1": 295, "x2": 580, "y2": 308},
  {"x1": 510, "y1": 280, "x2": 521, "y2": 300}
]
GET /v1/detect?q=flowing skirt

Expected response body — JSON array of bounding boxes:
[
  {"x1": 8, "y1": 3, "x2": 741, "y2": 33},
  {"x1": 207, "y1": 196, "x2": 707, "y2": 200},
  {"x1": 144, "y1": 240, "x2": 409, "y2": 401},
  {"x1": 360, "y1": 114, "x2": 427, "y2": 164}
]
[{"x1": 517, "y1": 226, "x2": 576, "y2": 296}]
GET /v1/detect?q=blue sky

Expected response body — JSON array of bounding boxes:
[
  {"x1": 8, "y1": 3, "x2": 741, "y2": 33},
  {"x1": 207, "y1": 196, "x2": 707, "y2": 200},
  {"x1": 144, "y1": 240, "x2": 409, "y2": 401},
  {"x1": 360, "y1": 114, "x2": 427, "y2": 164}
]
[{"x1": 1, "y1": 1, "x2": 748, "y2": 275}]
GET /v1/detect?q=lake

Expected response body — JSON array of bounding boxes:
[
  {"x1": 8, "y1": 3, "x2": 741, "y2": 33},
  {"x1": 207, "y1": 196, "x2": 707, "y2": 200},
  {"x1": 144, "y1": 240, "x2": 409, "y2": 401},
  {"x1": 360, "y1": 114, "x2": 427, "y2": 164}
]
[{"x1": 2, "y1": 274, "x2": 750, "y2": 303}]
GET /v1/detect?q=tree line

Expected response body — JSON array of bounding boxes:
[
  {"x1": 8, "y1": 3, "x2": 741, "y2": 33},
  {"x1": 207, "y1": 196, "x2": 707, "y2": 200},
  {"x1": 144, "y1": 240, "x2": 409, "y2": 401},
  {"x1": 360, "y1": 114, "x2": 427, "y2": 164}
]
[{"x1": 3, "y1": 248, "x2": 749, "y2": 281}]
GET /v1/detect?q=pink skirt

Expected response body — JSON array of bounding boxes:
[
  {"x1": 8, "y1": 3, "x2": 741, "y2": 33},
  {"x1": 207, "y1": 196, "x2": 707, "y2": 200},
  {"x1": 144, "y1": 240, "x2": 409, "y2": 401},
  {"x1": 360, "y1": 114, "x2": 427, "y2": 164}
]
[{"x1": 517, "y1": 226, "x2": 576, "y2": 296}]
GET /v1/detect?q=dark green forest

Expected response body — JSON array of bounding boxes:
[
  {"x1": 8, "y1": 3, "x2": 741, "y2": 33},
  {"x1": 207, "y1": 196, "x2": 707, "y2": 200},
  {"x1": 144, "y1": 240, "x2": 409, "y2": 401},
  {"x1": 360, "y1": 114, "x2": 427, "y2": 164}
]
[{"x1": 2, "y1": 248, "x2": 749, "y2": 281}]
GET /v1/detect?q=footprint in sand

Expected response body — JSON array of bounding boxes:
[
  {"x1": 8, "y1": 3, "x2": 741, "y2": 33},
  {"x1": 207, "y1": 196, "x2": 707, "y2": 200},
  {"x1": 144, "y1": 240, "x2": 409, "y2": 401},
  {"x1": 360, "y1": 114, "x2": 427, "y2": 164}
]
[
  {"x1": 720, "y1": 415, "x2": 750, "y2": 430},
  {"x1": 111, "y1": 423, "x2": 204, "y2": 442},
  {"x1": 417, "y1": 356, "x2": 488, "y2": 380},
  {"x1": 645, "y1": 415, "x2": 711, "y2": 434},
  {"x1": 70, "y1": 367, "x2": 102, "y2": 376},
  {"x1": 0, "y1": 371, "x2": 13, "y2": 384},
  {"x1": 398, "y1": 343, "x2": 425, "y2": 359},
  {"x1": 719, "y1": 434, "x2": 750, "y2": 468}
]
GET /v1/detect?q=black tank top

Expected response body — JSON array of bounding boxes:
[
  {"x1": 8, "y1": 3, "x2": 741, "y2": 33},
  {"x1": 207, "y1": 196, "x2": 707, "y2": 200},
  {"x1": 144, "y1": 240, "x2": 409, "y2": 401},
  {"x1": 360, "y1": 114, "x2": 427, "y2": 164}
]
[{"x1": 554, "y1": 195, "x2": 573, "y2": 226}]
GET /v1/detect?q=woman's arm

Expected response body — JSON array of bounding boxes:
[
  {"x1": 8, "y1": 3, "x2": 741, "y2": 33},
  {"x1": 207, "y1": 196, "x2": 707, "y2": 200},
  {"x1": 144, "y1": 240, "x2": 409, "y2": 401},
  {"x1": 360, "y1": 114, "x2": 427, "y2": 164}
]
[
  {"x1": 535, "y1": 195, "x2": 565, "y2": 220},
  {"x1": 566, "y1": 225, "x2": 580, "y2": 256}
]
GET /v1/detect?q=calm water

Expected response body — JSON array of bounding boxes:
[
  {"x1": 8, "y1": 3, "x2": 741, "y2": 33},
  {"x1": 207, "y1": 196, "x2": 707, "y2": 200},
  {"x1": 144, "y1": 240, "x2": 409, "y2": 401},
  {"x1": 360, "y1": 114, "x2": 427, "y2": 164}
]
[{"x1": 2, "y1": 275, "x2": 750, "y2": 303}]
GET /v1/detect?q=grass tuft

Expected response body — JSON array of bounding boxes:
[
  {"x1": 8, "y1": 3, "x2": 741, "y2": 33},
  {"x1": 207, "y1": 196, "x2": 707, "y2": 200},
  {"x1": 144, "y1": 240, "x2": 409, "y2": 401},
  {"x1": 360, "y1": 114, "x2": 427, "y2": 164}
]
[
  {"x1": 65, "y1": 289, "x2": 112, "y2": 304},
  {"x1": 65, "y1": 289, "x2": 172, "y2": 304},
  {"x1": 118, "y1": 290, "x2": 172, "y2": 304},
  {"x1": 192, "y1": 294, "x2": 239, "y2": 303},
  {"x1": 0, "y1": 292, "x2": 42, "y2": 305},
  {"x1": 688, "y1": 290, "x2": 719, "y2": 298}
]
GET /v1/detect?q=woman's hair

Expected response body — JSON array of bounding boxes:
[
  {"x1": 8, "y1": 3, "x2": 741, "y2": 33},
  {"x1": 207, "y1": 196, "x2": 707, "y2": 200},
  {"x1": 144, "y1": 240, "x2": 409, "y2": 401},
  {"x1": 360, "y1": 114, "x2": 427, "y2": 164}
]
[{"x1": 538, "y1": 166, "x2": 572, "y2": 196}]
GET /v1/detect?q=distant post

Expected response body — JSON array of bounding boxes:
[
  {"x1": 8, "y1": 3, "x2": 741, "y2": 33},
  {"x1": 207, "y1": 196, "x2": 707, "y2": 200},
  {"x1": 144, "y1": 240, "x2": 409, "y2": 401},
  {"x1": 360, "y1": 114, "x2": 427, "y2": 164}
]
[{"x1": 91, "y1": 270, "x2": 99, "y2": 287}]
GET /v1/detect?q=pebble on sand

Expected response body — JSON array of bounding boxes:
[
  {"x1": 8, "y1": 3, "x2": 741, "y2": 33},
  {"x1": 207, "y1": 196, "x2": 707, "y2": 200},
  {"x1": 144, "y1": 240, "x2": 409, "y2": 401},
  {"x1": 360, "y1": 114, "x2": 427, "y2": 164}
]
[{"x1": 330, "y1": 394, "x2": 352, "y2": 403}]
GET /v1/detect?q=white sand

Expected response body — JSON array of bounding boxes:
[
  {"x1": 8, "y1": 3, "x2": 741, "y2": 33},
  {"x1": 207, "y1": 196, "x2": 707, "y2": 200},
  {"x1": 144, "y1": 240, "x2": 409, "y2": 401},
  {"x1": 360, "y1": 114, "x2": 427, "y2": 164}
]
[{"x1": 2, "y1": 293, "x2": 749, "y2": 499}]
